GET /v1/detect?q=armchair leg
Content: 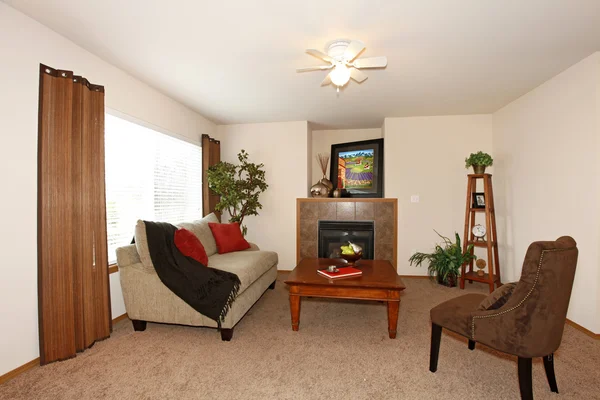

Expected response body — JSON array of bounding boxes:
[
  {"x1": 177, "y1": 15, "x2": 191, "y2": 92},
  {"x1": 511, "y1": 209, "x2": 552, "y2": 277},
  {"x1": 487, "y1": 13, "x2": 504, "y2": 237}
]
[
  {"x1": 429, "y1": 323, "x2": 442, "y2": 372},
  {"x1": 268, "y1": 280, "x2": 276, "y2": 290},
  {"x1": 518, "y1": 357, "x2": 533, "y2": 400},
  {"x1": 220, "y1": 328, "x2": 234, "y2": 341},
  {"x1": 468, "y1": 340, "x2": 475, "y2": 350},
  {"x1": 543, "y1": 353, "x2": 559, "y2": 393}
]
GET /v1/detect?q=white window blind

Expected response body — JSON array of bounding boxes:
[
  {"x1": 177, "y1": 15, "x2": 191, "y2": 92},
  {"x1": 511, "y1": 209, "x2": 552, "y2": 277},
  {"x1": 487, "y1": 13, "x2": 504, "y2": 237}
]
[{"x1": 105, "y1": 114, "x2": 203, "y2": 264}]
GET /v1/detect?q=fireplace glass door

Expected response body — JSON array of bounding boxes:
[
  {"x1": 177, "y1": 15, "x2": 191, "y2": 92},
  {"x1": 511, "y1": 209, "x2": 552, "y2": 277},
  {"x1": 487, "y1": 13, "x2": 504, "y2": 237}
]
[{"x1": 318, "y1": 220, "x2": 374, "y2": 259}]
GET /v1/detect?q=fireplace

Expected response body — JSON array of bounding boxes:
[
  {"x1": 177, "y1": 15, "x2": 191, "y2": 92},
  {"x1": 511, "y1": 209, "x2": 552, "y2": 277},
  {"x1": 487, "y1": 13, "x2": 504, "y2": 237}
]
[
  {"x1": 318, "y1": 220, "x2": 375, "y2": 259},
  {"x1": 297, "y1": 199, "x2": 397, "y2": 266}
]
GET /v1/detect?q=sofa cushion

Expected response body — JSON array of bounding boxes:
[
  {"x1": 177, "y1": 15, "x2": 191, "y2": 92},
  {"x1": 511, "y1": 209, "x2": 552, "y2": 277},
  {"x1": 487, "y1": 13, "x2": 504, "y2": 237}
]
[
  {"x1": 174, "y1": 228, "x2": 209, "y2": 266},
  {"x1": 209, "y1": 222, "x2": 250, "y2": 254},
  {"x1": 208, "y1": 250, "x2": 278, "y2": 294},
  {"x1": 134, "y1": 220, "x2": 153, "y2": 269},
  {"x1": 178, "y1": 213, "x2": 219, "y2": 257}
]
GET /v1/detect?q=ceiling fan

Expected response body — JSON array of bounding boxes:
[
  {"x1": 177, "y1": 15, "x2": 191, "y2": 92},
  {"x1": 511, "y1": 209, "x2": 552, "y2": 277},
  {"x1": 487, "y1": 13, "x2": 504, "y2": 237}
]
[{"x1": 296, "y1": 39, "x2": 388, "y2": 92}]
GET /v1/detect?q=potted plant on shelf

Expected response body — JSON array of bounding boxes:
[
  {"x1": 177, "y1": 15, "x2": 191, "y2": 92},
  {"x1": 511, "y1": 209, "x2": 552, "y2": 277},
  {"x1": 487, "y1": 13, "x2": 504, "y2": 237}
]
[
  {"x1": 465, "y1": 151, "x2": 493, "y2": 174},
  {"x1": 408, "y1": 231, "x2": 476, "y2": 287},
  {"x1": 207, "y1": 149, "x2": 268, "y2": 236}
]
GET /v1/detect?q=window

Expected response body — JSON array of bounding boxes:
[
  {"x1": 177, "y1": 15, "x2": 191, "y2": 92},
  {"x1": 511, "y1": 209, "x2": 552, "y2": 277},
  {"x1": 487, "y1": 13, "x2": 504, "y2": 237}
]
[{"x1": 105, "y1": 113, "x2": 203, "y2": 264}]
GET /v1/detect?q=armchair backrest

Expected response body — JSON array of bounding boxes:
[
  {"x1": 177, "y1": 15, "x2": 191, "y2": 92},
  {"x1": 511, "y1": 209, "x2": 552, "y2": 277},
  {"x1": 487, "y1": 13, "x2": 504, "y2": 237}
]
[{"x1": 501, "y1": 236, "x2": 578, "y2": 356}]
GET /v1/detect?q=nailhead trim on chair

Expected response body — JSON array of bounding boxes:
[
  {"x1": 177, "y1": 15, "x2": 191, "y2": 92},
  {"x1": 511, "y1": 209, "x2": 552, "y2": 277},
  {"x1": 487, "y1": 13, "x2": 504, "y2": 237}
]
[{"x1": 470, "y1": 247, "x2": 575, "y2": 340}]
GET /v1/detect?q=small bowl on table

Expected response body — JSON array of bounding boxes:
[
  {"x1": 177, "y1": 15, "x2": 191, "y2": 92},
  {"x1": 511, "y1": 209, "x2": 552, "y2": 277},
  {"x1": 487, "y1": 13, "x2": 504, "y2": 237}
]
[{"x1": 340, "y1": 251, "x2": 363, "y2": 266}]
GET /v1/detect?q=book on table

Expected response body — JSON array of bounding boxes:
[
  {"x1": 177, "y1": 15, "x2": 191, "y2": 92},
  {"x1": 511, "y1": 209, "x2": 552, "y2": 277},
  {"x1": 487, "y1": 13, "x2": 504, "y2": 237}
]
[{"x1": 317, "y1": 266, "x2": 363, "y2": 279}]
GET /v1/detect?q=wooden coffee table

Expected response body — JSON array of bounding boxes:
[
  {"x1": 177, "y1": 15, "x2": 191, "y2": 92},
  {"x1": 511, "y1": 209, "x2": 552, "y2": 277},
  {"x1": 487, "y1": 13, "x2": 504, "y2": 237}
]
[{"x1": 284, "y1": 258, "x2": 406, "y2": 338}]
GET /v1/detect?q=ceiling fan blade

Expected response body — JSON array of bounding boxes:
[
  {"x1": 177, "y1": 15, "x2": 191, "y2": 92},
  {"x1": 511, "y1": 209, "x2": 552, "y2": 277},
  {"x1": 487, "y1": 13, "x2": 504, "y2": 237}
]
[
  {"x1": 296, "y1": 65, "x2": 333, "y2": 72},
  {"x1": 321, "y1": 73, "x2": 332, "y2": 86},
  {"x1": 343, "y1": 40, "x2": 366, "y2": 62},
  {"x1": 353, "y1": 56, "x2": 388, "y2": 69},
  {"x1": 306, "y1": 49, "x2": 332, "y2": 63},
  {"x1": 350, "y1": 68, "x2": 368, "y2": 83}
]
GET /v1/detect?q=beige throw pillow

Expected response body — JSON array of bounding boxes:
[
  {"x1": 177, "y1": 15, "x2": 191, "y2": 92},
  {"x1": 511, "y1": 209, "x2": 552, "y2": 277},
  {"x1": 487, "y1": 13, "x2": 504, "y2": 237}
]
[{"x1": 178, "y1": 212, "x2": 219, "y2": 257}]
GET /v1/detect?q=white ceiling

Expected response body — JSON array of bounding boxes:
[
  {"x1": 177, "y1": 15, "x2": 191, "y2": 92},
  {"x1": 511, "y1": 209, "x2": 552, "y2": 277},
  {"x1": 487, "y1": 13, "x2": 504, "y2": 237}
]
[{"x1": 6, "y1": 0, "x2": 600, "y2": 129}]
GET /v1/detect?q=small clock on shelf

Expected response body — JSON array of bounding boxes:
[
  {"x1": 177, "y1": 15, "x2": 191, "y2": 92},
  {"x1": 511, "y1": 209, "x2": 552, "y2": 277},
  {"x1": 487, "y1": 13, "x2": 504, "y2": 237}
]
[{"x1": 472, "y1": 224, "x2": 486, "y2": 241}]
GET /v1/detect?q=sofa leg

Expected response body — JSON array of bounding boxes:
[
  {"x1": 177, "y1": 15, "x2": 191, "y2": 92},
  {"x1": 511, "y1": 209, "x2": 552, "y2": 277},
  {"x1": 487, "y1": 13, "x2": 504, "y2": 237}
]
[
  {"x1": 429, "y1": 323, "x2": 442, "y2": 372},
  {"x1": 220, "y1": 328, "x2": 234, "y2": 341},
  {"x1": 518, "y1": 357, "x2": 533, "y2": 400},
  {"x1": 131, "y1": 320, "x2": 147, "y2": 331},
  {"x1": 268, "y1": 280, "x2": 276, "y2": 290},
  {"x1": 468, "y1": 339, "x2": 476, "y2": 350},
  {"x1": 543, "y1": 353, "x2": 559, "y2": 393}
]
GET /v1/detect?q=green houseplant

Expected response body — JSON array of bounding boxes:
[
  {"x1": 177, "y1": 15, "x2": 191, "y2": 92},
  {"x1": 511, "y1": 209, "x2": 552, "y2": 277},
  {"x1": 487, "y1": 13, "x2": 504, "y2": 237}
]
[
  {"x1": 408, "y1": 231, "x2": 475, "y2": 287},
  {"x1": 465, "y1": 151, "x2": 493, "y2": 174},
  {"x1": 206, "y1": 150, "x2": 268, "y2": 236}
]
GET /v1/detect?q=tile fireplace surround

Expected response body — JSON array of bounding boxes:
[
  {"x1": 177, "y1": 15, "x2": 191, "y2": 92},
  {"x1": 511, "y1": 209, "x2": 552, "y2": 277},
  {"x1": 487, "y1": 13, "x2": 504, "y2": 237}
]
[{"x1": 296, "y1": 198, "x2": 398, "y2": 267}]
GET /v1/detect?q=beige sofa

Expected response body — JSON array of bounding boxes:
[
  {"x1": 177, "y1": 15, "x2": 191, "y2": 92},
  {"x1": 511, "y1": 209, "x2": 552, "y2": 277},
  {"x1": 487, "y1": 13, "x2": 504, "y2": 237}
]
[{"x1": 116, "y1": 213, "x2": 278, "y2": 340}]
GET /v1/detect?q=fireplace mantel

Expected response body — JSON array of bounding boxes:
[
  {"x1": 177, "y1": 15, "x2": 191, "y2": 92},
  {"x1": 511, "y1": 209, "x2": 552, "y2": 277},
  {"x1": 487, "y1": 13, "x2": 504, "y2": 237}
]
[{"x1": 296, "y1": 198, "x2": 398, "y2": 267}]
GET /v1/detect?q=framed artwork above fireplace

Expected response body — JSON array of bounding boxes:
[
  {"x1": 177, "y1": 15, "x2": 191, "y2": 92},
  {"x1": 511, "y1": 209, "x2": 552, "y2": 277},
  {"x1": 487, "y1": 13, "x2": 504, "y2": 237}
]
[{"x1": 330, "y1": 138, "x2": 384, "y2": 198}]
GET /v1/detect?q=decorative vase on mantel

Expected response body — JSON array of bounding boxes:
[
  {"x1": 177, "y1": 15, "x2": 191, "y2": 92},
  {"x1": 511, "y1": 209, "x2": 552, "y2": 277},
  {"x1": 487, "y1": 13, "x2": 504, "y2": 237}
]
[
  {"x1": 320, "y1": 176, "x2": 333, "y2": 193},
  {"x1": 312, "y1": 153, "x2": 332, "y2": 197},
  {"x1": 310, "y1": 181, "x2": 329, "y2": 198}
]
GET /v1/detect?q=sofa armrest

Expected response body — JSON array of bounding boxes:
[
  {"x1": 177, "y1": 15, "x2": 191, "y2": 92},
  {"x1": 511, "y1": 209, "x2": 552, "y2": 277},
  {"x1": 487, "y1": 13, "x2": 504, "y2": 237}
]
[
  {"x1": 116, "y1": 244, "x2": 156, "y2": 274},
  {"x1": 245, "y1": 242, "x2": 260, "y2": 251},
  {"x1": 116, "y1": 244, "x2": 140, "y2": 268}
]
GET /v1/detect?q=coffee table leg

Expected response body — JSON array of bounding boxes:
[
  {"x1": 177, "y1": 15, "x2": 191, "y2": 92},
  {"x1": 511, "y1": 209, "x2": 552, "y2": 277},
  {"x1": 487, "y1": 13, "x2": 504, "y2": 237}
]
[
  {"x1": 290, "y1": 294, "x2": 301, "y2": 331},
  {"x1": 387, "y1": 300, "x2": 399, "y2": 339}
]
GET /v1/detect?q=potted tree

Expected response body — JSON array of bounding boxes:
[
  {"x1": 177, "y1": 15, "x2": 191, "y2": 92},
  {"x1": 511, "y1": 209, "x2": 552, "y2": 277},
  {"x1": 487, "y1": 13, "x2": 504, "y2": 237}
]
[
  {"x1": 465, "y1": 151, "x2": 493, "y2": 174},
  {"x1": 207, "y1": 150, "x2": 268, "y2": 236},
  {"x1": 408, "y1": 231, "x2": 475, "y2": 287}
]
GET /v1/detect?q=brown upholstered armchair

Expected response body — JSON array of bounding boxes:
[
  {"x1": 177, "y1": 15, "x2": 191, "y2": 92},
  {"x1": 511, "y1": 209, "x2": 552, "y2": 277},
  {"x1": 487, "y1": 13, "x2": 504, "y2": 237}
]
[{"x1": 429, "y1": 236, "x2": 578, "y2": 400}]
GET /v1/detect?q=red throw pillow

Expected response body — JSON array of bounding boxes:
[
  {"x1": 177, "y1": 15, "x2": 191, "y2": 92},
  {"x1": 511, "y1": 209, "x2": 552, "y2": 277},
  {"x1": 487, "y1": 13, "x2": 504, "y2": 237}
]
[
  {"x1": 208, "y1": 222, "x2": 250, "y2": 254},
  {"x1": 174, "y1": 228, "x2": 209, "y2": 266}
]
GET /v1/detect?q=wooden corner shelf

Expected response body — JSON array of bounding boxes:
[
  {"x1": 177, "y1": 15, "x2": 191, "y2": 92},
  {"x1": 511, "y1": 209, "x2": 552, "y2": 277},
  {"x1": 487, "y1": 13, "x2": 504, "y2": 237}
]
[
  {"x1": 469, "y1": 208, "x2": 494, "y2": 213},
  {"x1": 461, "y1": 173, "x2": 502, "y2": 293},
  {"x1": 463, "y1": 271, "x2": 501, "y2": 284},
  {"x1": 467, "y1": 240, "x2": 496, "y2": 248}
]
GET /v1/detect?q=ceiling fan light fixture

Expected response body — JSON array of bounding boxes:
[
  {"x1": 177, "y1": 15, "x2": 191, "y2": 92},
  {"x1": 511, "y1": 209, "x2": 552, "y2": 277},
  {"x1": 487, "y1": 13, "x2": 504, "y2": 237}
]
[
  {"x1": 297, "y1": 39, "x2": 387, "y2": 91},
  {"x1": 330, "y1": 64, "x2": 351, "y2": 87}
]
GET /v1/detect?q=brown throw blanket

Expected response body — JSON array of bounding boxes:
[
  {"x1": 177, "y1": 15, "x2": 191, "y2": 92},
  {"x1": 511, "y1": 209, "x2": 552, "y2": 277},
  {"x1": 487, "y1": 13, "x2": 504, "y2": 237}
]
[{"x1": 144, "y1": 221, "x2": 240, "y2": 324}]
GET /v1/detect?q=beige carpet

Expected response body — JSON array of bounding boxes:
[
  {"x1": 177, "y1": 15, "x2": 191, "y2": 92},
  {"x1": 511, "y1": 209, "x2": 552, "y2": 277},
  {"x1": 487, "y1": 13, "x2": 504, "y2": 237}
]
[{"x1": 1, "y1": 275, "x2": 599, "y2": 400}]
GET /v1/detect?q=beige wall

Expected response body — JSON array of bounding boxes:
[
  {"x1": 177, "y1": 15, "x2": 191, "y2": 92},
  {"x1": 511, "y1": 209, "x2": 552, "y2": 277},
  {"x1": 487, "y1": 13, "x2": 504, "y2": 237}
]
[
  {"x1": 493, "y1": 52, "x2": 600, "y2": 333},
  {"x1": 310, "y1": 128, "x2": 382, "y2": 184},
  {"x1": 217, "y1": 121, "x2": 309, "y2": 271},
  {"x1": 383, "y1": 115, "x2": 494, "y2": 277},
  {"x1": 0, "y1": 3, "x2": 215, "y2": 376}
]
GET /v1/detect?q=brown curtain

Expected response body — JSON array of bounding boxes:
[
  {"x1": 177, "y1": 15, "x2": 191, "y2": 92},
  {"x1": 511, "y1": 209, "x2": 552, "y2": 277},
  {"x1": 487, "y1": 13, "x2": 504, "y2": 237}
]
[
  {"x1": 202, "y1": 134, "x2": 221, "y2": 218},
  {"x1": 38, "y1": 64, "x2": 111, "y2": 365}
]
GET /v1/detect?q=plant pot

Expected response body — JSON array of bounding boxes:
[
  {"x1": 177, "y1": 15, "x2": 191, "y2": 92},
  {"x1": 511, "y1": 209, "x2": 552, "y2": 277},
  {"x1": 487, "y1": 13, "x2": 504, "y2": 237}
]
[
  {"x1": 437, "y1": 274, "x2": 457, "y2": 287},
  {"x1": 473, "y1": 165, "x2": 486, "y2": 174}
]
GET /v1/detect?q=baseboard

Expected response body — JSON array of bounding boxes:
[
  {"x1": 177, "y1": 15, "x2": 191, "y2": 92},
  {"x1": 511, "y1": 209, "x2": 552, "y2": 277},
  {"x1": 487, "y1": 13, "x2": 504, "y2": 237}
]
[
  {"x1": 566, "y1": 318, "x2": 600, "y2": 339},
  {"x1": 112, "y1": 313, "x2": 128, "y2": 324},
  {"x1": 0, "y1": 312, "x2": 129, "y2": 385},
  {"x1": 0, "y1": 358, "x2": 39, "y2": 385}
]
